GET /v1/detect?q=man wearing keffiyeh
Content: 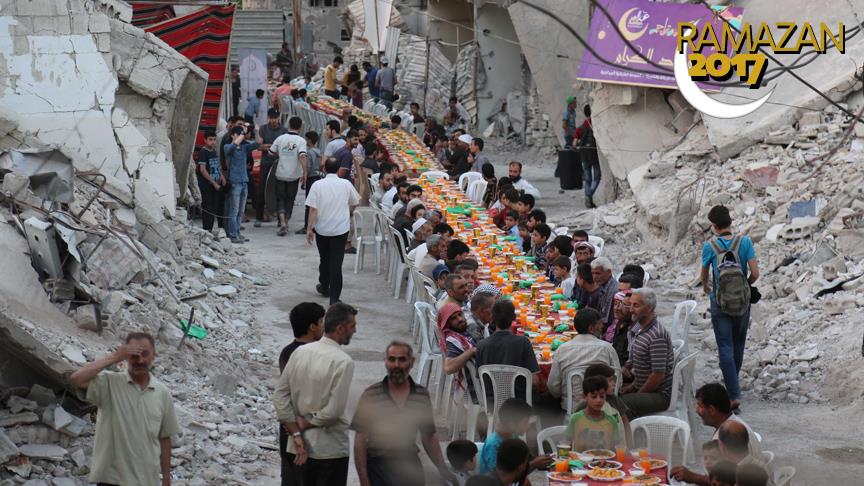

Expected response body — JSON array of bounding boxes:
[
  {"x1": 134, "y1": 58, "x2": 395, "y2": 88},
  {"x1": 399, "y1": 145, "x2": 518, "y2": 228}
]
[{"x1": 438, "y1": 303, "x2": 477, "y2": 399}]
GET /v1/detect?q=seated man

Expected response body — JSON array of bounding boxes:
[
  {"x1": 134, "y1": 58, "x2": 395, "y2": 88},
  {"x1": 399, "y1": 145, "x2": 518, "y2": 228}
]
[
  {"x1": 407, "y1": 218, "x2": 432, "y2": 253},
  {"x1": 475, "y1": 300, "x2": 541, "y2": 402},
  {"x1": 419, "y1": 234, "x2": 447, "y2": 278},
  {"x1": 671, "y1": 383, "x2": 762, "y2": 485},
  {"x1": 408, "y1": 223, "x2": 453, "y2": 266},
  {"x1": 620, "y1": 288, "x2": 674, "y2": 417},
  {"x1": 547, "y1": 308, "x2": 620, "y2": 411},
  {"x1": 508, "y1": 161, "x2": 540, "y2": 198},
  {"x1": 590, "y1": 257, "x2": 619, "y2": 326},
  {"x1": 465, "y1": 292, "x2": 496, "y2": 343},
  {"x1": 717, "y1": 421, "x2": 774, "y2": 486},
  {"x1": 436, "y1": 274, "x2": 471, "y2": 311}
]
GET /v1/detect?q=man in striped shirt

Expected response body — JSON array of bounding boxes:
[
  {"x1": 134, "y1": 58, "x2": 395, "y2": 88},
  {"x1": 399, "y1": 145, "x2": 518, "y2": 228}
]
[{"x1": 620, "y1": 288, "x2": 674, "y2": 417}]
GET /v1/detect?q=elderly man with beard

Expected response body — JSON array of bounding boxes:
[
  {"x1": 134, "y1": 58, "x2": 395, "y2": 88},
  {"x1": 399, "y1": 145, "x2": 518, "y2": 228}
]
[
  {"x1": 591, "y1": 257, "x2": 619, "y2": 327},
  {"x1": 352, "y1": 341, "x2": 455, "y2": 486},
  {"x1": 70, "y1": 332, "x2": 181, "y2": 486}
]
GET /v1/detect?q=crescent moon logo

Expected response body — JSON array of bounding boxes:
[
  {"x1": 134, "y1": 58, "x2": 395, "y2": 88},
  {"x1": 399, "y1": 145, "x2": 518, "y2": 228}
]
[
  {"x1": 618, "y1": 8, "x2": 649, "y2": 41},
  {"x1": 674, "y1": 27, "x2": 774, "y2": 118}
]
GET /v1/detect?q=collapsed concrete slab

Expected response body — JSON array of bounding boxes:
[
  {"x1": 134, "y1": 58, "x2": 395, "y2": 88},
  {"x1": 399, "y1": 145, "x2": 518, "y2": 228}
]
[{"x1": 0, "y1": 0, "x2": 207, "y2": 221}]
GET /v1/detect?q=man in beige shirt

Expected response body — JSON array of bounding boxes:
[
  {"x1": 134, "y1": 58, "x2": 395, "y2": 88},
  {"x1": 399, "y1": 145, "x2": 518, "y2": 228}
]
[
  {"x1": 70, "y1": 332, "x2": 180, "y2": 486},
  {"x1": 273, "y1": 303, "x2": 358, "y2": 486},
  {"x1": 547, "y1": 308, "x2": 620, "y2": 410}
]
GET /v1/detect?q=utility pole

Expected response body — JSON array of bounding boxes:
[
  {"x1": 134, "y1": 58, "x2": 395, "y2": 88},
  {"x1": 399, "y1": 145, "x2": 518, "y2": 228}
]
[{"x1": 292, "y1": 0, "x2": 302, "y2": 77}]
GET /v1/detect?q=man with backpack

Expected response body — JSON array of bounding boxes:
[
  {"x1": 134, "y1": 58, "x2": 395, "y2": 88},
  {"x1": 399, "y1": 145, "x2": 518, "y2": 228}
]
[
  {"x1": 574, "y1": 105, "x2": 600, "y2": 208},
  {"x1": 700, "y1": 205, "x2": 760, "y2": 412}
]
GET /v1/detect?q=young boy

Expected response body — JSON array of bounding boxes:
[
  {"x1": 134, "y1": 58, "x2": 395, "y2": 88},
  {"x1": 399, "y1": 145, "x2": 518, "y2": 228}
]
[
  {"x1": 526, "y1": 209, "x2": 546, "y2": 232},
  {"x1": 528, "y1": 223, "x2": 552, "y2": 269},
  {"x1": 491, "y1": 188, "x2": 518, "y2": 228},
  {"x1": 478, "y1": 399, "x2": 553, "y2": 474},
  {"x1": 565, "y1": 376, "x2": 624, "y2": 451},
  {"x1": 516, "y1": 193, "x2": 534, "y2": 220},
  {"x1": 545, "y1": 235, "x2": 574, "y2": 281},
  {"x1": 446, "y1": 439, "x2": 478, "y2": 485},
  {"x1": 196, "y1": 131, "x2": 226, "y2": 232},
  {"x1": 244, "y1": 89, "x2": 265, "y2": 124},
  {"x1": 550, "y1": 255, "x2": 573, "y2": 291},
  {"x1": 503, "y1": 210, "x2": 521, "y2": 244},
  {"x1": 456, "y1": 263, "x2": 476, "y2": 294},
  {"x1": 574, "y1": 364, "x2": 633, "y2": 449},
  {"x1": 432, "y1": 264, "x2": 450, "y2": 301},
  {"x1": 518, "y1": 221, "x2": 531, "y2": 254},
  {"x1": 709, "y1": 460, "x2": 737, "y2": 486},
  {"x1": 702, "y1": 439, "x2": 723, "y2": 475}
]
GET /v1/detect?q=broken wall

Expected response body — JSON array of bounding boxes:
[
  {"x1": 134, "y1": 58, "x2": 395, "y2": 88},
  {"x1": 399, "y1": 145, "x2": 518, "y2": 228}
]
[
  {"x1": 427, "y1": 0, "x2": 474, "y2": 61},
  {"x1": 508, "y1": 0, "x2": 592, "y2": 147},
  {"x1": 0, "y1": 0, "x2": 207, "y2": 219},
  {"x1": 474, "y1": 3, "x2": 524, "y2": 134}
]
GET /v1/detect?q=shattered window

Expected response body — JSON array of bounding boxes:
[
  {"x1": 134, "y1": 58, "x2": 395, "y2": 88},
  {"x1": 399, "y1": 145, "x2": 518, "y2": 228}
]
[{"x1": 309, "y1": 0, "x2": 339, "y2": 6}]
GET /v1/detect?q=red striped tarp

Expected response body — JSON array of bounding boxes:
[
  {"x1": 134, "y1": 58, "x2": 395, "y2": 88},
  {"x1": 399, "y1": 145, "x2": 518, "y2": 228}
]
[
  {"x1": 146, "y1": 5, "x2": 235, "y2": 147},
  {"x1": 131, "y1": 3, "x2": 175, "y2": 27}
]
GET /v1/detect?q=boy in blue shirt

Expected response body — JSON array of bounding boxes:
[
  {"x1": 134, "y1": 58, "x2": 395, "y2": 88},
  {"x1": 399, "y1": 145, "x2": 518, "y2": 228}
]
[
  {"x1": 223, "y1": 126, "x2": 259, "y2": 243},
  {"x1": 700, "y1": 205, "x2": 759, "y2": 411},
  {"x1": 244, "y1": 89, "x2": 265, "y2": 124},
  {"x1": 478, "y1": 398, "x2": 553, "y2": 474}
]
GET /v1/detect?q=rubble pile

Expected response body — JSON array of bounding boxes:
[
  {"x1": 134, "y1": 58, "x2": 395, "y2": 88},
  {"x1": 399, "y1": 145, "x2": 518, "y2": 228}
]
[
  {"x1": 0, "y1": 173, "x2": 282, "y2": 484},
  {"x1": 558, "y1": 101, "x2": 864, "y2": 406}
]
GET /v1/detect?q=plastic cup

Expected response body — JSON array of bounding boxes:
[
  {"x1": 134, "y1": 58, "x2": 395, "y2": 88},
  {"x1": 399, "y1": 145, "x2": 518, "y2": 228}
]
[
  {"x1": 616, "y1": 447, "x2": 626, "y2": 462},
  {"x1": 640, "y1": 459, "x2": 651, "y2": 473},
  {"x1": 556, "y1": 443, "x2": 572, "y2": 459},
  {"x1": 638, "y1": 448, "x2": 648, "y2": 459}
]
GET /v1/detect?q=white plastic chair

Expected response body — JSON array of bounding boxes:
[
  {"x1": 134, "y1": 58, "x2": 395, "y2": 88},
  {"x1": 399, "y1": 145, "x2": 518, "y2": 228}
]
[
  {"x1": 478, "y1": 364, "x2": 533, "y2": 432},
  {"x1": 467, "y1": 179, "x2": 488, "y2": 205},
  {"x1": 672, "y1": 339, "x2": 685, "y2": 363},
  {"x1": 419, "y1": 170, "x2": 450, "y2": 181},
  {"x1": 412, "y1": 122, "x2": 425, "y2": 138},
  {"x1": 775, "y1": 466, "x2": 795, "y2": 486},
  {"x1": 564, "y1": 369, "x2": 584, "y2": 416},
  {"x1": 536, "y1": 425, "x2": 568, "y2": 455},
  {"x1": 458, "y1": 172, "x2": 483, "y2": 192},
  {"x1": 642, "y1": 270, "x2": 651, "y2": 286},
  {"x1": 388, "y1": 226, "x2": 410, "y2": 299},
  {"x1": 446, "y1": 361, "x2": 483, "y2": 441},
  {"x1": 670, "y1": 300, "x2": 697, "y2": 355},
  {"x1": 630, "y1": 416, "x2": 691, "y2": 475},
  {"x1": 588, "y1": 235, "x2": 605, "y2": 257},
  {"x1": 415, "y1": 302, "x2": 444, "y2": 400},
  {"x1": 352, "y1": 208, "x2": 383, "y2": 274},
  {"x1": 761, "y1": 450, "x2": 775, "y2": 465},
  {"x1": 660, "y1": 351, "x2": 699, "y2": 464},
  {"x1": 554, "y1": 226, "x2": 570, "y2": 236}
]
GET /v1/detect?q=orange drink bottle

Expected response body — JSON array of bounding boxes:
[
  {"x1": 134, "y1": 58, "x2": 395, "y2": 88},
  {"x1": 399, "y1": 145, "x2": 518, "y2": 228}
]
[
  {"x1": 615, "y1": 447, "x2": 626, "y2": 462},
  {"x1": 541, "y1": 346, "x2": 551, "y2": 360}
]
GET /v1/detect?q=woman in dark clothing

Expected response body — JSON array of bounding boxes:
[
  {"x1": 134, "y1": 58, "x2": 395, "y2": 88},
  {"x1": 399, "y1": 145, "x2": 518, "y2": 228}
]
[{"x1": 342, "y1": 64, "x2": 362, "y2": 96}]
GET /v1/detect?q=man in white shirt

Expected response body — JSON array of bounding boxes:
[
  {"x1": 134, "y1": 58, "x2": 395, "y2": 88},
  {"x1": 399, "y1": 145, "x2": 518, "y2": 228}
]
[
  {"x1": 547, "y1": 308, "x2": 620, "y2": 411},
  {"x1": 389, "y1": 182, "x2": 410, "y2": 219},
  {"x1": 508, "y1": 161, "x2": 541, "y2": 198},
  {"x1": 306, "y1": 158, "x2": 360, "y2": 304},
  {"x1": 270, "y1": 116, "x2": 308, "y2": 236},
  {"x1": 323, "y1": 120, "x2": 346, "y2": 162},
  {"x1": 273, "y1": 303, "x2": 358, "y2": 486}
]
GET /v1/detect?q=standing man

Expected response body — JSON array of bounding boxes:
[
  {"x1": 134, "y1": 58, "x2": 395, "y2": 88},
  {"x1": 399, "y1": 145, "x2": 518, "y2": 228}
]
[
  {"x1": 700, "y1": 204, "x2": 759, "y2": 412},
  {"x1": 323, "y1": 120, "x2": 346, "y2": 161},
  {"x1": 69, "y1": 332, "x2": 180, "y2": 486},
  {"x1": 375, "y1": 56, "x2": 396, "y2": 109},
  {"x1": 362, "y1": 61, "x2": 379, "y2": 101},
  {"x1": 620, "y1": 288, "x2": 674, "y2": 417},
  {"x1": 196, "y1": 131, "x2": 226, "y2": 232},
  {"x1": 324, "y1": 56, "x2": 343, "y2": 98},
  {"x1": 562, "y1": 96, "x2": 579, "y2": 149},
  {"x1": 273, "y1": 303, "x2": 358, "y2": 486},
  {"x1": 224, "y1": 125, "x2": 259, "y2": 244},
  {"x1": 230, "y1": 65, "x2": 241, "y2": 118},
  {"x1": 270, "y1": 116, "x2": 308, "y2": 236},
  {"x1": 256, "y1": 108, "x2": 288, "y2": 227},
  {"x1": 352, "y1": 341, "x2": 455, "y2": 486},
  {"x1": 333, "y1": 130, "x2": 361, "y2": 183},
  {"x1": 277, "y1": 302, "x2": 326, "y2": 486},
  {"x1": 306, "y1": 158, "x2": 360, "y2": 304},
  {"x1": 575, "y1": 105, "x2": 600, "y2": 208}
]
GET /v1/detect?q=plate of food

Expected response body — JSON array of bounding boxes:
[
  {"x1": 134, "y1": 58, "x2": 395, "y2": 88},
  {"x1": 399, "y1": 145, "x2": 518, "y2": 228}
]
[
  {"x1": 581, "y1": 449, "x2": 616, "y2": 460},
  {"x1": 587, "y1": 468, "x2": 626, "y2": 482},
  {"x1": 627, "y1": 473, "x2": 661, "y2": 486},
  {"x1": 646, "y1": 459, "x2": 668, "y2": 470},
  {"x1": 588, "y1": 459, "x2": 623, "y2": 469},
  {"x1": 546, "y1": 471, "x2": 585, "y2": 483}
]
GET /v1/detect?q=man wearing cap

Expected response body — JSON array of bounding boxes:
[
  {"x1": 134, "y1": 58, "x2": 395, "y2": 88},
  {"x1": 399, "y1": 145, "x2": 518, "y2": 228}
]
[
  {"x1": 407, "y1": 218, "x2": 432, "y2": 253},
  {"x1": 430, "y1": 264, "x2": 450, "y2": 301},
  {"x1": 375, "y1": 57, "x2": 396, "y2": 109},
  {"x1": 563, "y1": 96, "x2": 579, "y2": 149},
  {"x1": 255, "y1": 109, "x2": 289, "y2": 227},
  {"x1": 446, "y1": 134, "x2": 472, "y2": 178}
]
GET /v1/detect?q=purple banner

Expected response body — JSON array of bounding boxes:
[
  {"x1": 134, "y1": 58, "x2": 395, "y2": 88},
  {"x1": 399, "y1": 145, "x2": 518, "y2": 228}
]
[{"x1": 577, "y1": 0, "x2": 743, "y2": 90}]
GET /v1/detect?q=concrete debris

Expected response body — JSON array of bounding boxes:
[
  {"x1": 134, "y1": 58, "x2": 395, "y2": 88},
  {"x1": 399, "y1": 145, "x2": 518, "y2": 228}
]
[
  {"x1": 83, "y1": 236, "x2": 149, "y2": 290},
  {"x1": 23, "y1": 218, "x2": 64, "y2": 279},
  {"x1": 0, "y1": 413, "x2": 40, "y2": 428},
  {"x1": 0, "y1": 151, "x2": 74, "y2": 203},
  {"x1": 72, "y1": 305, "x2": 101, "y2": 333},
  {"x1": 26, "y1": 386, "x2": 56, "y2": 408},
  {"x1": 201, "y1": 255, "x2": 221, "y2": 269},
  {"x1": 210, "y1": 285, "x2": 237, "y2": 297},
  {"x1": 17, "y1": 444, "x2": 67, "y2": 461},
  {"x1": 6, "y1": 397, "x2": 38, "y2": 414},
  {"x1": 0, "y1": 430, "x2": 18, "y2": 464}
]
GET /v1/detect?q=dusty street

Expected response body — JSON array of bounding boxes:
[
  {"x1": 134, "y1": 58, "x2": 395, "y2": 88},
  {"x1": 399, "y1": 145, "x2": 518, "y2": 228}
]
[{"x1": 235, "y1": 154, "x2": 863, "y2": 485}]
